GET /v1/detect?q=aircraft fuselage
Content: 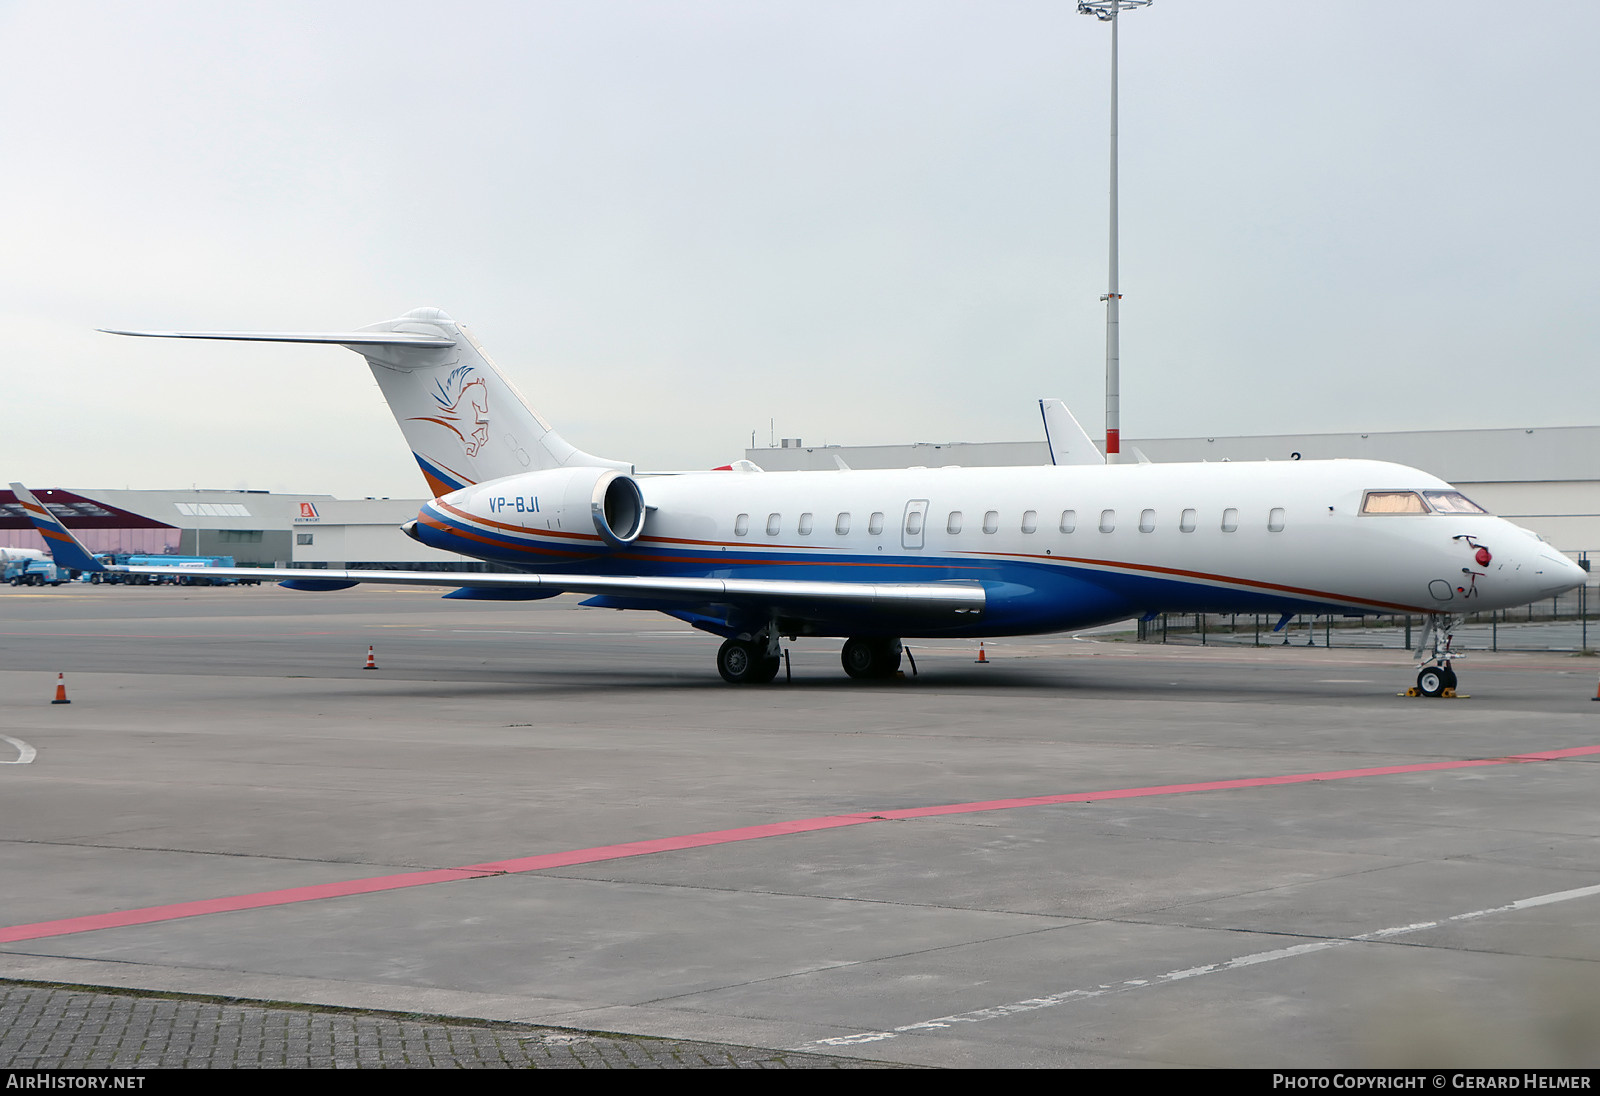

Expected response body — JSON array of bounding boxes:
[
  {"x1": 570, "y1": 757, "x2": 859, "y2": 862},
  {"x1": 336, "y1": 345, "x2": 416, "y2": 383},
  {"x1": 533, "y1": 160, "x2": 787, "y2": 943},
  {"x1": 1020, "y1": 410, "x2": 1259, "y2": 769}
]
[{"x1": 417, "y1": 458, "x2": 1579, "y2": 640}]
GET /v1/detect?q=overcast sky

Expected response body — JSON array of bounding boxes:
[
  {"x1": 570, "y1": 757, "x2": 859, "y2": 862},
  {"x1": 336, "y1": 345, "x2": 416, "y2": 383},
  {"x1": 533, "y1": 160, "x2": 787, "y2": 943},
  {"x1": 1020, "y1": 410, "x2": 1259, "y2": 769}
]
[{"x1": 3, "y1": 1, "x2": 1596, "y2": 498}]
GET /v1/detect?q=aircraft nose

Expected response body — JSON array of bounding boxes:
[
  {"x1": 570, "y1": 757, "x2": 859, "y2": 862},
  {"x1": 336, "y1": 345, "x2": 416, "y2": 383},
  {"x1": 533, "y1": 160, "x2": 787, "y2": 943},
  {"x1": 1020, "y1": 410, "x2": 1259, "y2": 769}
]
[
  {"x1": 1536, "y1": 550, "x2": 1587, "y2": 598},
  {"x1": 1475, "y1": 527, "x2": 1586, "y2": 607}
]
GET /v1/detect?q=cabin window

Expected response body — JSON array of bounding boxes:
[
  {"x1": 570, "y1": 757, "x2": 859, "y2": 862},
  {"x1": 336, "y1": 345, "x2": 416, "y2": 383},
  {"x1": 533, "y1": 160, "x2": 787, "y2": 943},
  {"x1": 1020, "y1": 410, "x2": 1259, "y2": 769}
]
[
  {"x1": 1021, "y1": 510, "x2": 1038, "y2": 534},
  {"x1": 1099, "y1": 509, "x2": 1115, "y2": 533},
  {"x1": 734, "y1": 513, "x2": 750, "y2": 537},
  {"x1": 1221, "y1": 508, "x2": 1239, "y2": 532},
  {"x1": 1361, "y1": 491, "x2": 1427, "y2": 515},
  {"x1": 905, "y1": 510, "x2": 923, "y2": 536},
  {"x1": 983, "y1": 511, "x2": 999, "y2": 534},
  {"x1": 798, "y1": 512, "x2": 814, "y2": 535},
  {"x1": 1059, "y1": 510, "x2": 1076, "y2": 533},
  {"x1": 1180, "y1": 508, "x2": 1196, "y2": 533},
  {"x1": 1268, "y1": 507, "x2": 1286, "y2": 532},
  {"x1": 1139, "y1": 509, "x2": 1156, "y2": 533},
  {"x1": 869, "y1": 512, "x2": 885, "y2": 535},
  {"x1": 1422, "y1": 491, "x2": 1489, "y2": 515},
  {"x1": 947, "y1": 511, "x2": 963, "y2": 535},
  {"x1": 835, "y1": 513, "x2": 850, "y2": 535},
  {"x1": 766, "y1": 513, "x2": 781, "y2": 536}
]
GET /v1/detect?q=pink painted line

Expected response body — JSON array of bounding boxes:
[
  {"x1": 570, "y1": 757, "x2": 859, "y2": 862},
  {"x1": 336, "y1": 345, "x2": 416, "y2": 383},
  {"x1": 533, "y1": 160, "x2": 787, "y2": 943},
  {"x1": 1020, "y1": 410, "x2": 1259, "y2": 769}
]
[
  {"x1": 465, "y1": 816, "x2": 873, "y2": 874},
  {"x1": 3, "y1": 744, "x2": 1597, "y2": 946},
  {"x1": 1505, "y1": 745, "x2": 1600, "y2": 761},
  {"x1": 0, "y1": 869, "x2": 495, "y2": 945}
]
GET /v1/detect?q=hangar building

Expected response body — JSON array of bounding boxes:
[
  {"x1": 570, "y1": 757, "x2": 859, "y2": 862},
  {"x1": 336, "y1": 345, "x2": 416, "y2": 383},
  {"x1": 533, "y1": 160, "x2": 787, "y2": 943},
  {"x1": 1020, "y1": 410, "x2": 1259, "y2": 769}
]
[{"x1": 0, "y1": 488, "x2": 478, "y2": 571}]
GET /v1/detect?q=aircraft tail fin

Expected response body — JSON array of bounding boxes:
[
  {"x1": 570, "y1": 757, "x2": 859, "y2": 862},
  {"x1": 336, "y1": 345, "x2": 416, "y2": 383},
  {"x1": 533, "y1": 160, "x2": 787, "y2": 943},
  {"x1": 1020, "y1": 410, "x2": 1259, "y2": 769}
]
[
  {"x1": 1039, "y1": 399, "x2": 1106, "y2": 467},
  {"x1": 8, "y1": 483, "x2": 105, "y2": 572},
  {"x1": 104, "y1": 308, "x2": 631, "y2": 497}
]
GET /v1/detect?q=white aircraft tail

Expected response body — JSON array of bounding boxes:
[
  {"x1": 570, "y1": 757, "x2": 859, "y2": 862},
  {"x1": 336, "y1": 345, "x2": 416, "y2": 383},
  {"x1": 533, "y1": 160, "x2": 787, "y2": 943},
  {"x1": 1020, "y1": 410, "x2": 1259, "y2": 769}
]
[
  {"x1": 1038, "y1": 399, "x2": 1106, "y2": 466},
  {"x1": 104, "y1": 307, "x2": 630, "y2": 496}
]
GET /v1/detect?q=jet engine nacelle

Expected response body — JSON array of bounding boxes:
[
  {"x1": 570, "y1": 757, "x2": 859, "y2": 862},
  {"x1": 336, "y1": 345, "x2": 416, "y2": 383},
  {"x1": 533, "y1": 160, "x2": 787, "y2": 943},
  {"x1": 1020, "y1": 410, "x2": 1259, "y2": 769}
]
[{"x1": 443, "y1": 466, "x2": 646, "y2": 549}]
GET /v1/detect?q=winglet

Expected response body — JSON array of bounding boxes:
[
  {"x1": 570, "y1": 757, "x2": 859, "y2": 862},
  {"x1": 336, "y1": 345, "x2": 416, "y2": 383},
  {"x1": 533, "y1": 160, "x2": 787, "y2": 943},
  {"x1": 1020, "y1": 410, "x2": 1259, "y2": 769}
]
[{"x1": 8, "y1": 484, "x2": 105, "y2": 572}]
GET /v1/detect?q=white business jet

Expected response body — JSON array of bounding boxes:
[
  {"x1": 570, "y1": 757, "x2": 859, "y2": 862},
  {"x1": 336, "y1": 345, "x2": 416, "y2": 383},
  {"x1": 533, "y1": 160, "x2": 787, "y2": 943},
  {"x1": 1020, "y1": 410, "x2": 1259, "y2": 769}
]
[{"x1": 20, "y1": 307, "x2": 1584, "y2": 693}]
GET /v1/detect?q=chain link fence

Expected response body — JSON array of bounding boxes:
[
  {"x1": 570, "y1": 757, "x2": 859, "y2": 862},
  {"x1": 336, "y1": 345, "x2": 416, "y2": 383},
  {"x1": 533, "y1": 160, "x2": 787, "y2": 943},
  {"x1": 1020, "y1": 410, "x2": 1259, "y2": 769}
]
[{"x1": 1135, "y1": 553, "x2": 1595, "y2": 653}]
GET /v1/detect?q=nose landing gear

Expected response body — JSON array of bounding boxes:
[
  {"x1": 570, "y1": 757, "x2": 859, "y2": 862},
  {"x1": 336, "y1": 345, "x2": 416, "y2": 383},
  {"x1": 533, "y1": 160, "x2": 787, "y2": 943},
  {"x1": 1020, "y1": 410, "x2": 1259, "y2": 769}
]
[
  {"x1": 1415, "y1": 662, "x2": 1458, "y2": 698},
  {"x1": 1411, "y1": 614, "x2": 1463, "y2": 698}
]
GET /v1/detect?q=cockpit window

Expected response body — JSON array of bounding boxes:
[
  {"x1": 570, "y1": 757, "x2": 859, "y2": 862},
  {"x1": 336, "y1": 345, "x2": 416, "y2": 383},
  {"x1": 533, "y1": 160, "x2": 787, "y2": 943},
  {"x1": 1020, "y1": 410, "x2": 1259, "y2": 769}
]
[
  {"x1": 1361, "y1": 490, "x2": 1428, "y2": 514},
  {"x1": 1422, "y1": 490, "x2": 1489, "y2": 515}
]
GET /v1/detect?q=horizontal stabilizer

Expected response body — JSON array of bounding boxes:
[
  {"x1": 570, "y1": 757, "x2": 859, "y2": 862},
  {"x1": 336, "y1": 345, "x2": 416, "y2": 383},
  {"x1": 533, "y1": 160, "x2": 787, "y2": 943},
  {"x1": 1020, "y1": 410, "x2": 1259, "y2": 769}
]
[
  {"x1": 101, "y1": 308, "x2": 631, "y2": 494},
  {"x1": 100, "y1": 329, "x2": 456, "y2": 348}
]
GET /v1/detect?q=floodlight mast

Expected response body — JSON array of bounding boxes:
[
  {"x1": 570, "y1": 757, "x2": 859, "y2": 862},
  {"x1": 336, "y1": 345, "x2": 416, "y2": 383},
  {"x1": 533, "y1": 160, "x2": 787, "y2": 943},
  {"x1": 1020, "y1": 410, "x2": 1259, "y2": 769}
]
[{"x1": 1078, "y1": 0, "x2": 1149, "y2": 463}]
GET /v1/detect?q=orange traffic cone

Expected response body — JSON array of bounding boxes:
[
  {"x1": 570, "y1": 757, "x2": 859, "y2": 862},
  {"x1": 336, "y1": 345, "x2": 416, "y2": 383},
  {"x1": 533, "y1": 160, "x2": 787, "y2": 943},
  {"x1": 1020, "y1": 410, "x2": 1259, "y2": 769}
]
[
  {"x1": 51, "y1": 673, "x2": 70, "y2": 704},
  {"x1": 975, "y1": 642, "x2": 989, "y2": 664},
  {"x1": 363, "y1": 645, "x2": 378, "y2": 670}
]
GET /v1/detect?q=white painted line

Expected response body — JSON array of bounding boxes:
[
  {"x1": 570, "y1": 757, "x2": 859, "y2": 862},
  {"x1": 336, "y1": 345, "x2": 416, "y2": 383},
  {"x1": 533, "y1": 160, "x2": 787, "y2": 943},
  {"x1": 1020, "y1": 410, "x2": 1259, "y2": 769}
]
[
  {"x1": 0, "y1": 736, "x2": 36, "y2": 764},
  {"x1": 792, "y1": 882, "x2": 1600, "y2": 1051}
]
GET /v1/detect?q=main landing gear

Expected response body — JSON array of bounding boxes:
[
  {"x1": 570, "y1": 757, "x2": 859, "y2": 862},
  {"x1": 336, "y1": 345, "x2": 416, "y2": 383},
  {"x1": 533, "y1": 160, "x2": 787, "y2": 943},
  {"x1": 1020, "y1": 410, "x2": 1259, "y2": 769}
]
[
  {"x1": 840, "y1": 637, "x2": 902, "y2": 680},
  {"x1": 716, "y1": 636, "x2": 782, "y2": 685},
  {"x1": 715, "y1": 632, "x2": 907, "y2": 684},
  {"x1": 1413, "y1": 614, "x2": 1462, "y2": 698}
]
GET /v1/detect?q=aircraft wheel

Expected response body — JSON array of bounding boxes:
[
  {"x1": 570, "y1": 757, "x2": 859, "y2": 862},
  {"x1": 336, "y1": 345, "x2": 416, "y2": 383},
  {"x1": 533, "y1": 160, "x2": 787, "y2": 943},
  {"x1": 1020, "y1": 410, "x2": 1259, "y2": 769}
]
[
  {"x1": 1417, "y1": 667, "x2": 1448, "y2": 698},
  {"x1": 750, "y1": 654, "x2": 782, "y2": 684},
  {"x1": 841, "y1": 637, "x2": 902, "y2": 680},
  {"x1": 717, "y1": 639, "x2": 761, "y2": 684}
]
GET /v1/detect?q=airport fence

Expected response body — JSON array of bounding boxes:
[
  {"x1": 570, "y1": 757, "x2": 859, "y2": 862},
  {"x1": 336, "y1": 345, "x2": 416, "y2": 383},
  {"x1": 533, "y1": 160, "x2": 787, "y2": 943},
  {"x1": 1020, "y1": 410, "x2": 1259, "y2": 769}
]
[{"x1": 1135, "y1": 553, "x2": 1595, "y2": 653}]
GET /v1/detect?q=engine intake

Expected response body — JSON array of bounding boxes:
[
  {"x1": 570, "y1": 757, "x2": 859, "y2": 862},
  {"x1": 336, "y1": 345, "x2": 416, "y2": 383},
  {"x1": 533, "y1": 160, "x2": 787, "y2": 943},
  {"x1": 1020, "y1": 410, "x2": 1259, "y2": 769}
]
[
  {"x1": 443, "y1": 467, "x2": 646, "y2": 549},
  {"x1": 590, "y1": 470, "x2": 646, "y2": 547}
]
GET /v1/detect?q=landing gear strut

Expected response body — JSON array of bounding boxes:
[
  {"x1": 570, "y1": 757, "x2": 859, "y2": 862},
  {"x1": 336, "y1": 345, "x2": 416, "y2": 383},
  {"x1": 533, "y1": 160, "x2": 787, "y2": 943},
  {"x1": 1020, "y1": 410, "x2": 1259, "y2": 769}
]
[{"x1": 1413, "y1": 614, "x2": 1462, "y2": 698}]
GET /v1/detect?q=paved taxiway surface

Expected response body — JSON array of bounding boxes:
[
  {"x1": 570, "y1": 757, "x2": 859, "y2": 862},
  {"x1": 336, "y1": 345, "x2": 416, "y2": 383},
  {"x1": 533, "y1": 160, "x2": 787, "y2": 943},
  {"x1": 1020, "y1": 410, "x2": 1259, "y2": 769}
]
[{"x1": 2, "y1": 585, "x2": 1597, "y2": 1068}]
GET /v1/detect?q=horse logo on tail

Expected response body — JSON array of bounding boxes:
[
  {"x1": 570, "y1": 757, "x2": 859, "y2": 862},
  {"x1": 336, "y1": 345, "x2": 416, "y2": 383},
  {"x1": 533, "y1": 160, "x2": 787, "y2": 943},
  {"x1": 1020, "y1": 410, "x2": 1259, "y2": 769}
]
[{"x1": 411, "y1": 364, "x2": 489, "y2": 457}]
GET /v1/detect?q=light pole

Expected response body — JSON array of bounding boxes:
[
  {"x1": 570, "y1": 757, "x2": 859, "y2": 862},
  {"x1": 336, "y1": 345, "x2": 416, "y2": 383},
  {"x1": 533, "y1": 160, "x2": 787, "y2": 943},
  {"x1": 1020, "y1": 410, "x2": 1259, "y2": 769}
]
[{"x1": 1078, "y1": 0, "x2": 1149, "y2": 463}]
